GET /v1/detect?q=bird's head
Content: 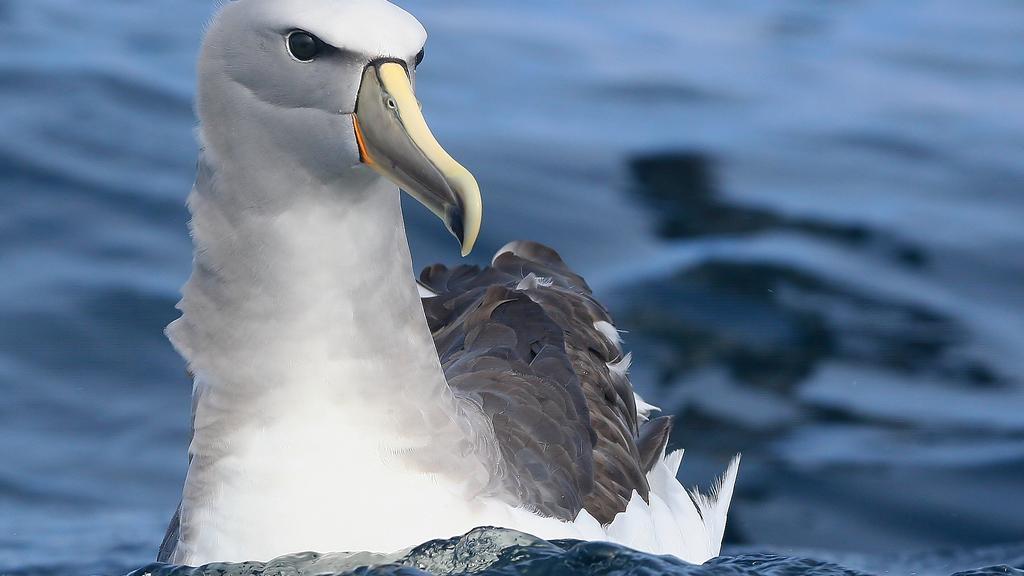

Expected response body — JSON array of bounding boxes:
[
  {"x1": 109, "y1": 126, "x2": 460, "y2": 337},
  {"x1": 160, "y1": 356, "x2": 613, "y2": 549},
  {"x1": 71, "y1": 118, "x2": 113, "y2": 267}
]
[{"x1": 197, "y1": 0, "x2": 481, "y2": 255}]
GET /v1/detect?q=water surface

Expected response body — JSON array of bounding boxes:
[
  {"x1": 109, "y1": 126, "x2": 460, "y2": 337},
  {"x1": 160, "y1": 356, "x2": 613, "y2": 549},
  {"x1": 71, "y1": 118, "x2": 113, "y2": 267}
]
[{"x1": 1, "y1": 0, "x2": 1022, "y2": 574}]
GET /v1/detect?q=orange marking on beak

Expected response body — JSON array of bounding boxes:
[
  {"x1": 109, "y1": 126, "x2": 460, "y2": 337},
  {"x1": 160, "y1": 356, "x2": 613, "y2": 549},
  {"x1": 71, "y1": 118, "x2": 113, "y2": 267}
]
[{"x1": 352, "y1": 115, "x2": 375, "y2": 166}]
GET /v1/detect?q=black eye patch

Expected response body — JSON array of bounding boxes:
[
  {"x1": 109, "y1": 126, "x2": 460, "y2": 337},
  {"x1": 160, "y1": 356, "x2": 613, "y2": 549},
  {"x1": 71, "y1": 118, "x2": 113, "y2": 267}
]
[{"x1": 414, "y1": 49, "x2": 425, "y2": 68}]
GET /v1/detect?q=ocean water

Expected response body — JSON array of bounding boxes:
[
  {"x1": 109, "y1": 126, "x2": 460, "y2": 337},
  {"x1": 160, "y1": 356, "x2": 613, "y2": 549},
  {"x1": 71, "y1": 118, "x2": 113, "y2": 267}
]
[{"x1": 1, "y1": 0, "x2": 1022, "y2": 575}]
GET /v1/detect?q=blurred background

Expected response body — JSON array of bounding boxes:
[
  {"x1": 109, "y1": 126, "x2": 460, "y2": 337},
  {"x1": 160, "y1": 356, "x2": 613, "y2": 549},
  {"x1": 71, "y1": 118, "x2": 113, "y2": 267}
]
[{"x1": 1, "y1": 0, "x2": 1022, "y2": 574}]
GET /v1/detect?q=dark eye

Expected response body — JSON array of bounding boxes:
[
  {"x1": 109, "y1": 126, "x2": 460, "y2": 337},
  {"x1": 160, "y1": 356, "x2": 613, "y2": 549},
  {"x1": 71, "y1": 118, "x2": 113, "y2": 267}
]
[
  {"x1": 414, "y1": 49, "x2": 425, "y2": 68},
  {"x1": 287, "y1": 31, "x2": 321, "y2": 62}
]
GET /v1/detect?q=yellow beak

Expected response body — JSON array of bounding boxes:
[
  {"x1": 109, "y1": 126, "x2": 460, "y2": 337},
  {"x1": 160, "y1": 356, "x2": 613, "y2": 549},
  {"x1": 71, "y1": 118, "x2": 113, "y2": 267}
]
[{"x1": 353, "y1": 61, "x2": 482, "y2": 256}]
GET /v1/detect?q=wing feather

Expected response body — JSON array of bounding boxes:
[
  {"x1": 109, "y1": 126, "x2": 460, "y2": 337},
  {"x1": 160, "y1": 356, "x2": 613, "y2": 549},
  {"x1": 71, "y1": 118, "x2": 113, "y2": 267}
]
[{"x1": 422, "y1": 241, "x2": 656, "y2": 524}]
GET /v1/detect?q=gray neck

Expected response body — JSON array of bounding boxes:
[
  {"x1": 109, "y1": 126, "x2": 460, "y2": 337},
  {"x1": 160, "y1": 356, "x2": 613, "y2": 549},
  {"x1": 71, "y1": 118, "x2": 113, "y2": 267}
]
[{"x1": 167, "y1": 152, "x2": 494, "y2": 483}]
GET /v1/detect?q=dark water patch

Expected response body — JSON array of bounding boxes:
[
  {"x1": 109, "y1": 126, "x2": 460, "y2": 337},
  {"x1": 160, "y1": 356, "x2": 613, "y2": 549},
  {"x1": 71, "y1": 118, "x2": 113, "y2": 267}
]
[
  {"x1": 1, "y1": 564, "x2": 139, "y2": 576},
  {"x1": 77, "y1": 286, "x2": 181, "y2": 345},
  {"x1": 769, "y1": 12, "x2": 831, "y2": 39},
  {"x1": 732, "y1": 455, "x2": 1024, "y2": 553},
  {"x1": 832, "y1": 132, "x2": 943, "y2": 163},
  {"x1": 0, "y1": 144, "x2": 188, "y2": 214},
  {"x1": 0, "y1": 285, "x2": 181, "y2": 392},
  {"x1": 628, "y1": 153, "x2": 930, "y2": 268},
  {"x1": 125, "y1": 530, "x2": 870, "y2": 576},
  {"x1": 0, "y1": 474, "x2": 85, "y2": 507},
  {"x1": 882, "y1": 48, "x2": 1024, "y2": 81},
  {"x1": 0, "y1": 67, "x2": 192, "y2": 119},
  {"x1": 617, "y1": 259, "x2": 999, "y2": 394},
  {"x1": 0, "y1": 151, "x2": 190, "y2": 250},
  {"x1": 123, "y1": 528, "x2": 1024, "y2": 576},
  {"x1": 611, "y1": 240, "x2": 1023, "y2": 551},
  {"x1": 591, "y1": 80, "x2": 723, "y2": 105}
]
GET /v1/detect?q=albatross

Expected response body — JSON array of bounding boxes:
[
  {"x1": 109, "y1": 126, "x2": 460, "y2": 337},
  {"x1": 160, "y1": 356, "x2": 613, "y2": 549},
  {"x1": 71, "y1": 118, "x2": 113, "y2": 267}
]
[{"x1": 159, "y1": 0, "x2": 739, "y2": 567}]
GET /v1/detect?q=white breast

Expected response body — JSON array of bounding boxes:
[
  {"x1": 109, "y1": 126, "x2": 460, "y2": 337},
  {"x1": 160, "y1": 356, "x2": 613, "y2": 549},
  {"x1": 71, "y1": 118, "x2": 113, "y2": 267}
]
[{"x1": 174, "y1": 388, "x2": 738, "y2": 568}]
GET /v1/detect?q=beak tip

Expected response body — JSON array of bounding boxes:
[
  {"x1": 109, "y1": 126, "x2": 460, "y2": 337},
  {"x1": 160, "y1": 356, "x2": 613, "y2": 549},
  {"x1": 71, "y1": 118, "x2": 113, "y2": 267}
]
[{"x1": 459, "y1": 233, "x2": 477, "y2": 257}]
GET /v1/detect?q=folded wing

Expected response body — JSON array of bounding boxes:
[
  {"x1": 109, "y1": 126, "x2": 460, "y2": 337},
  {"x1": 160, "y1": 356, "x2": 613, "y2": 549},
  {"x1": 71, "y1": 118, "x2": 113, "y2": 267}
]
[{"x1": 420, "y1": 241, "x2": 673, "y2": 524}]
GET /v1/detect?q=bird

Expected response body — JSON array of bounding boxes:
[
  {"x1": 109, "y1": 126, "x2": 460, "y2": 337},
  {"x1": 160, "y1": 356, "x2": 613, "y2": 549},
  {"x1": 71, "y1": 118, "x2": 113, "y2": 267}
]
[{"x1": 158, "y1": 0, "x2": 739, "y2": 567}]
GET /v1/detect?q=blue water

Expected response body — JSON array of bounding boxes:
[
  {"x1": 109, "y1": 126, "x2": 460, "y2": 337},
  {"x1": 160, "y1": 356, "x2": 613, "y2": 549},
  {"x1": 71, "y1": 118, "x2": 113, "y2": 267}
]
[{"x1": 1, "y1": 0, "x2": 1023, "y2": 575}]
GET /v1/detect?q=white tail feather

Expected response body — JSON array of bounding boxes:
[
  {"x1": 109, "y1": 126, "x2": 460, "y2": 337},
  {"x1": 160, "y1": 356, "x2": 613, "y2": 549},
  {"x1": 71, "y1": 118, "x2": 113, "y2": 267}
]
[
  {"x1": 571, "y1": 508, "x2": 606, "y2": 540},
  {"x1": 558, "y1": 449, "x2": 741, "y2": 564},
  {"x1": 688, "y1": 454, "x2": 741, "y2": 556}
]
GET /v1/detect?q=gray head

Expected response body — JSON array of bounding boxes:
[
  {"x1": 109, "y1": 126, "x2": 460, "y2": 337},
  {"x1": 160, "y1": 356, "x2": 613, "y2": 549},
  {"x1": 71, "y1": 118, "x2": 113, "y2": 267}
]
[{"x1": 197, "y1": 0, "x2": 480, "y2": 254}]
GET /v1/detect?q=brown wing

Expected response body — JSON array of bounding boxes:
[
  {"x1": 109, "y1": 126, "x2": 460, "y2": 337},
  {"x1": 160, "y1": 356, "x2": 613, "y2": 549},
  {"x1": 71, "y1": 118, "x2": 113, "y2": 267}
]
[{"x1": 421, "y1": 241, "x2": 668, "y2": 524}]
